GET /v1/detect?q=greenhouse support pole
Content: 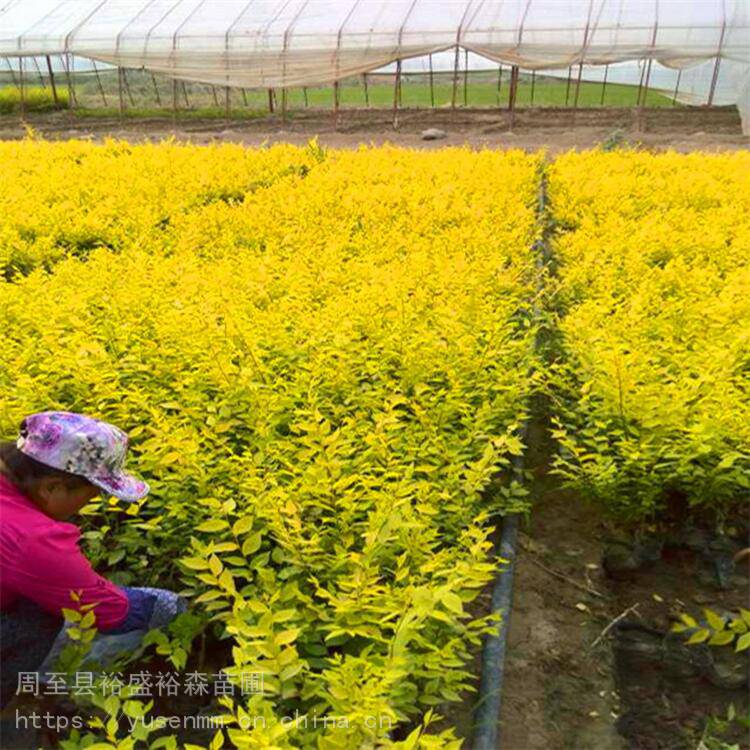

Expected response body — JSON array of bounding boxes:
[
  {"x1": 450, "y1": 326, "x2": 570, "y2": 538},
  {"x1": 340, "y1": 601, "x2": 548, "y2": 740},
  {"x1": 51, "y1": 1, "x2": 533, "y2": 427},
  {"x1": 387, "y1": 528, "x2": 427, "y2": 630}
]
[
  {"x1": 151, "y1": 73, "x2": 161, "y2": 106},
  {"x1": 92, "y1": 60, "x2": 108, "y2": 107},
  {"x1": 393, "y1": 0, "x2": 417, "y2": 122},
  {"x1": 241, "y1": 88, "x2": 248, "y2": 106},
  {"x1": 451, "y1": 45, "x2": 460, "y2": 109},
  {"x1": 268, "y1": 89, "x2": 274, "y2": 113},
  {"x1": 18, "y1": 57, "x2": 25, "y2": 120},
  {"x1": 171, "y1": 79, "x2": 177, "y2": 122},
  {"x1": 672, "y1": 69, "x2": 682, "y2": 106},
  {"x1": 117, "y1": 67, "x2": 125, "y2": 117},
  {"x1": 303, "y1": 86, "x2": 309, "y2": 107},
  {"x1": 393, "y1": 60, "x2": 402, "y2": 129},
  {"x1": 428, "y1": 54, "x2": 434, "y2": 107},
  {"x1": 463, "y1": 48, "x2": 469, "y2": 106},
  {"x1": 508, "y1": 65, "x2": 519, "y2": 128},
  {"x1": 636, "y1": 19, "x2": 659, "y2": 130},
  {"x1": 564, "y1": 66, "x2": 572, "y2": 106},
  {"x1": 707, "y1": 19, "x2": 726, "y2": 107},
  {"x1": 333, "y1": 80, "x2": 340, "y2": 129},
  {"x1": 63, "y1": 54, "x2": 75, "y2": 110},
  {"x1": 497, "y1": 64, "x2": 503, "y2": 107},
  {"x1": 6, "y1": 57, "x2": 18, "y2": 87},
  {"x1": 573, "y1": 1, "x2": 594, "y2": 113},
  {"x1": 124, "y1": 68, "x2": 137, "y2": 109},
  {"x1": 32, "y1": 56, "x2": 46, "y2": 88},
  {"x1": 600, "y1": 63, "x2": 609, "y2": 106},
  {"x1": 211, "y1": 85, "x2": 219, "y2": 107},
  {"x1": 530, "y1": 70, "x2": 536, "y2": 105},
  {"x1": 281, "y1": 88, "x2": 288, "y2": 123},
  {"x1": 226, "y1": 86, "x2": 231, "y2": 124},
  {"x1": 362, "y1": 74, "x2": 369, "y2": 107},
  {"x1": 181, "y1": 81, "x2": 189, "y2": 108}
]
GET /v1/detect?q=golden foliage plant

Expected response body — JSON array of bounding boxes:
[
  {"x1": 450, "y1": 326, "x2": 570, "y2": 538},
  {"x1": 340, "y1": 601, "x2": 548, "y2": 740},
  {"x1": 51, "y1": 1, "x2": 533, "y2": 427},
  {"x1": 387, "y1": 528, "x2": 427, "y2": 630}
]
[
  {"x1": 546, "y1": 150, "x2": 750, "y2": 522},
  {"x1": 0, "y1": 139, "x2": 542, "y2": 748}
]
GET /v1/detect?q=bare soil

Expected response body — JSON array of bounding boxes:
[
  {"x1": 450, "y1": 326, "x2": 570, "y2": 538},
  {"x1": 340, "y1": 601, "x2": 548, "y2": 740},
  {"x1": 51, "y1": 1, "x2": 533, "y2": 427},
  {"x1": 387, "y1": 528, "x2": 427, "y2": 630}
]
[
  {"x1": 1, "y1": 106, "x2": 747, "y2": 152},
  {"x1": 497, "y1": 426, "x2": 749, "y2": 750}
]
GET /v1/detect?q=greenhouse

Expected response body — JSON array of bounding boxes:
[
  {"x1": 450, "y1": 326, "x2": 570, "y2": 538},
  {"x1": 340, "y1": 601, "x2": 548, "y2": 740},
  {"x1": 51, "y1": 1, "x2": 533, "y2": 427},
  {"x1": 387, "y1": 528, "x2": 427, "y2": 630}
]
[{"x1": 0, "y1": 0, "x2": 748, "y2": 130}]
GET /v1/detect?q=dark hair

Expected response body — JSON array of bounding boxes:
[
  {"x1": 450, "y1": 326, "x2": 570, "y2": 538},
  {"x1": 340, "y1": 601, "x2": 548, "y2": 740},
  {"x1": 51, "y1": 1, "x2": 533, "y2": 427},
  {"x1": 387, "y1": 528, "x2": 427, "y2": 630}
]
[{"x1": 0, "y1": 441, "x2": 91, "y2": 496}]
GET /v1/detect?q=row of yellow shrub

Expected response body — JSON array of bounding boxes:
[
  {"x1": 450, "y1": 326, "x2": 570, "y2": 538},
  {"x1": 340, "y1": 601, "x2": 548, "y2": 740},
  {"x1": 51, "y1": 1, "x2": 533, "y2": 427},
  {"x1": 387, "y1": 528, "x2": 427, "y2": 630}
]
[
  {"x1": 547, "y1": 150, "x2": 750, "y2": 521},
  {"x1": 1, "y1": 141, "x2": 542, "y2": 748}
]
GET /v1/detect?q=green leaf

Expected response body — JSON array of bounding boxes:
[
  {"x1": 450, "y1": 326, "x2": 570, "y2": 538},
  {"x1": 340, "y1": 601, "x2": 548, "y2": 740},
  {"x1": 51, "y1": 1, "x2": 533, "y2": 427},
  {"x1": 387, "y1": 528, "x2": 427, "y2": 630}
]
[
  {"x1": 735, "y1": 632, "x2": 750, "y2": 652},
  {"x1": 196, "y1": 519, "x2": 229, "y2": 533},
  {"x1": 242, "y1": 533, "x2": 262, "y2": 556},
  {"x1": 441, "y1": 591, "x2": 464, "y2": 615},
  {"x1": 275, "y1": 628, "x2": 301, "y2": 646},
  {"x1": 181, "y1": 557, "x2": 209, "y2": 571},
  {"x1": 686, "y1": 628, "x2": 710, "y2": 645},
  {"x1": 708, "y1": 631, "x2": 735, "y2": 646},
  {"x1": 704, "y1": 608, "x2": 725, "y2": 632},
  {"x1": 232, "y1": 516, "x2": 253, "y2": 536},
  {"x1": 208, "y1": 555, "x2": 223, "y2": 576}
]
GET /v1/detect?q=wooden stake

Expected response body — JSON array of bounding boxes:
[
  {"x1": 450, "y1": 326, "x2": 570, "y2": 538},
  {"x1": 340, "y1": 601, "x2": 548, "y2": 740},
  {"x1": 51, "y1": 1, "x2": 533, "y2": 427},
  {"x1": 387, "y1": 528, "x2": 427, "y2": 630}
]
[
  {"x1": 530, "y1": 70, "x2": 536, "y2": 105},
  {"x1": 564, "y1": 66, "x2": 572, "y2": 106},
  {"x1": 362, "y1": 74, "x2": 369, "y2": 107},
  {"x1": 302, "y1": 86, "x2": 308, "y2": 107},
  {"x1": 497, "y1": 64, "x2": 503, "y2": 107},
  {"x1": 268, "y1": 88, "x2": 274, "y2": 113}
]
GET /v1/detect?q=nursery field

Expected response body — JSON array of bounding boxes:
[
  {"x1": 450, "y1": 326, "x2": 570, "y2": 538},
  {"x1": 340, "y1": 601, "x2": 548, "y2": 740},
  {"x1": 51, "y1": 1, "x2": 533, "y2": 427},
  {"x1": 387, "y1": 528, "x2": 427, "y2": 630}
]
[
  {"x1": 1, "y1": 140, "x2": 748, "y2": 749},
  {"x1": 1, "y1": 140, "x2": 542, "y2": 748}
]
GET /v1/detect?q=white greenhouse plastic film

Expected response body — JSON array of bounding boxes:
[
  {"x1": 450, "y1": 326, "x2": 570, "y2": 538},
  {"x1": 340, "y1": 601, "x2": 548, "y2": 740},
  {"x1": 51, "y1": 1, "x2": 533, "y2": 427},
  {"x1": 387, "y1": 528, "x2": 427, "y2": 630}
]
[{"x1": 1, "y1": 0, "x2": 748, "y2": 131}]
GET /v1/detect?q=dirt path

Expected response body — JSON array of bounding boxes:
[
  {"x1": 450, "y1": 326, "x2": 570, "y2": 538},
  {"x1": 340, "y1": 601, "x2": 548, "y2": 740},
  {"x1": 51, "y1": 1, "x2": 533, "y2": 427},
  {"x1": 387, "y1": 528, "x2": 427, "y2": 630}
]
[
  {"x1": 1, "y1": 106, "x2": 747, "y2": 152},
  {"x1": 498, "y1": 424, "x2": 627, "y2": 750}
]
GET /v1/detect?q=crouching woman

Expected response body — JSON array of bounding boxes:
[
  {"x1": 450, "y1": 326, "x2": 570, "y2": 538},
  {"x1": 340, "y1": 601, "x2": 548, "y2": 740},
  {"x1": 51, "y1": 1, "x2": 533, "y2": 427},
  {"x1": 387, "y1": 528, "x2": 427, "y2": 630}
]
[{"x1": 0, "y1": 411, "x2": 187, "y2": 708}]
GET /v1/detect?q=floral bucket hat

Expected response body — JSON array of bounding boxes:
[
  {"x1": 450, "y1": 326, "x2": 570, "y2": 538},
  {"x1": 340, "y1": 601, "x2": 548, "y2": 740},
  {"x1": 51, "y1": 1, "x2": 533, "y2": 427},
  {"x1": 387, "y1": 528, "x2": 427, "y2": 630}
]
[{"x1": 16, "y1": 411, "x2": 149, "y2": 502}]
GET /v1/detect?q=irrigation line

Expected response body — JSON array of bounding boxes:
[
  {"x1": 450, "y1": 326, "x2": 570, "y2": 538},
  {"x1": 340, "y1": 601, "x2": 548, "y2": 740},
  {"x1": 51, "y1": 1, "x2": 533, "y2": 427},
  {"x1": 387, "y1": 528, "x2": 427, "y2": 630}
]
[{"x1": 472, "y1": 165, "x2": 551, "y2": 750}]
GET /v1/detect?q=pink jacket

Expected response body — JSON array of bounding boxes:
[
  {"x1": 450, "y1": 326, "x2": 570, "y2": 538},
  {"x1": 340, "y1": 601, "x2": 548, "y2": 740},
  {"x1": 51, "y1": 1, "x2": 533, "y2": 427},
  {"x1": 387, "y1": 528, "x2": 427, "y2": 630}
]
[{"x1": 0, "y1": 473, "x2": 128, "y2": 631}]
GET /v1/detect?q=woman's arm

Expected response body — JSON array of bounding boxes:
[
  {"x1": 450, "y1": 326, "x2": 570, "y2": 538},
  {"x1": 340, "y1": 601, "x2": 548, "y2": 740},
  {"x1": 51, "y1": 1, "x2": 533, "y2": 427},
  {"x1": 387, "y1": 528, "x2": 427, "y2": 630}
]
[{"x1": 12, "y1": 526, "x2": 129, "y2": 632}]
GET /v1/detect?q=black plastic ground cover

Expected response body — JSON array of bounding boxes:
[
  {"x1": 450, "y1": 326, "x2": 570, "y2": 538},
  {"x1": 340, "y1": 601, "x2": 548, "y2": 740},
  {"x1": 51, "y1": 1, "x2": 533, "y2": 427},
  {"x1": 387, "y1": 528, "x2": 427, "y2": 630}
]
[{"x1": 471, "y1": 166, "x2": 550, "y2": 750}]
